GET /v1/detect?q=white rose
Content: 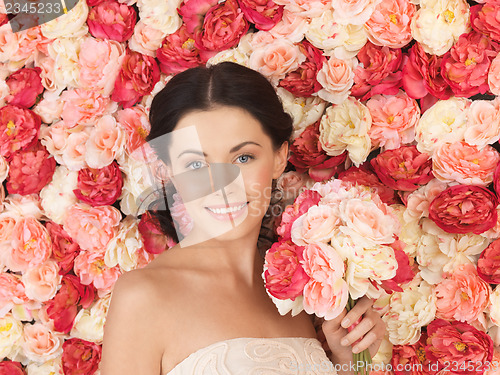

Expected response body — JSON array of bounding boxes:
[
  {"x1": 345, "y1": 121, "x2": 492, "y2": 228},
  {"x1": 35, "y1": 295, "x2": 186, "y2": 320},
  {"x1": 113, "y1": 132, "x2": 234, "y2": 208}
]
[
  {"x1": 137, "y1": 0, "x2": 183, "y2": 34},
  {"x1": 3, "y1": 194, "x2": 45, "y2": 220},
  {"x1": 26, "y1": 357, "x2": 63, "y2": 375},
  {"x1": 207, "y1": 48, "x2": 250, "y2": 67},
  {"x1": 305, "y1": 10, "x2": 338, "y2": 53},
  {"x1": 415, "y1": 97, "x2": 470, "y2": 156},
  {"x1": 47, "y1": 36, "x2": 84, "y2": 90},
  {"x1": 40, "y1": 166, "x2": 79, "y2": 225},
  {"x1": 105, "y1": 216, "x2": 144, "y2": 272},
  {"x1": 319, "y1": 97, "x2": 372, "y2": 166},
  {"x1": 332, "y1": 0, "x2": 382, "y2": 25},
  {"x1": 33, "y1": 90, "x2": 64, "y2": 125},
  {"x1": 71, "y1": 293, "x2": 111, "y2": 343},
  {"x1": 41, "y1": 0, "x2": 89, "y2": 39},
  {"x1": 0, "y1": 313, "x2": 23, "y2": 359}
]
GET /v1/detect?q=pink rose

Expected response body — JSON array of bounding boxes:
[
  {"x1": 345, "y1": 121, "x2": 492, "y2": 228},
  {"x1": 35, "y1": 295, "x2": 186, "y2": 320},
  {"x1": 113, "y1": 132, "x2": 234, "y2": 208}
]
[
  {"x1": 0, "y1": 104, "x2": 40, "y2": 161},
  {"x1": 73, "y1": 161, "x2": 123, "y2": 207},
  {"x1": 472, "y1": 3, "x2": 500, "y2": 42},
  {"x1": 178, "y1": 0, "x2": 219, "y2": 35},
  {"x1": 63, "y1": 203, "x2": 122, "y2": 253},
  {"x1": 5, "y1": 67, "x2": 43, "y2": 108},
  {"x1": 366, "y1": 90, "x2": 419, "y2": 150},
  {"x1": 425, "y1": 319, "x2": 494, "y2": 375},
  {"x1": 61, "y1": 338, "x2": 101, "y2": 375},
  {"x1": 351, "y1": 41, "x2": 403, "y2": 101},
  {"x1": 429, "y1": 184, "x2": 498, "y2": 235},
  {"x1": 441, "y1": 31, "x2": 499, "y2": 97},
  {"x1": 432, "y1": 142, "x2": 500, "y2": 186},
  {"x1": 156, "y1": 25, "x2": 203, "y2": 75},
  {"x1": 402, "y1": 42, "x2": 452, "y2": 102},
  {"x1": 272, "y1": 0, "x2": 331, "y2": 18},
  {"x1": 45, "y1": 221, "x2": 80, "y2": 275},
  {"x1": 263, "y1": 239, "x2": 309, "y2": 300},
  {"x1": 301, "y1": 242, "x2": 348, "y2": 320},
  {"x1": 237, "y1": 0, "x2": 283, "y2": 31},
  {"x1": 0, "y1": 272, "x2": 28, "y2": 316},
  {"x1": 478, "y1": 238, "x2": 500, "y2": 284},
  {"x1": 170, "y1": 192, "x2": 194, "y2": 236},
  {"x1": 315, "y1": 56, "x2": 355, "y2": 104},
  {"x1": 115, "y1": 106, "x2": 150, "y2": 158},
  {"x1": 84, "y1": 115, "x2": 125, "y2": 169},
  {"x1": 278, "y1": 40, "x2": 326, "y2": 97},
  {"x1": 87, "y1": 0, "x2": 137, "y2": 42},
  {"x1": 6, "y1": 141, "x2": 56, "y2": 195},
  {"x1": 268, "y1": 9, "x2": 308, "y2": 43},
  {"x1": 435, "y1": 263, "x2": 491, "y2": 323},
  {"x1": 73, "y1": 250, "x2": 121, "y2": 294},
  {"x1": 465, "y1": 98, "x2": 500, "y2": 149},
  {"x1": 365, "y1": 0, "x2": 416, "y2": 48},
  {"x1": 489, "y1": 52, "x2": 500, "y2": 95},
  {"x1": 21, "y1": 322, "x2": 63, "y2": 363},
  {"x1": 8, "y1": 217, "x2": 52, "y2": 273},
  {"x1": 138, "y1": 211, "x2": 176, "y2": 254},
  {"x1": 291, "y1": 204, "x2": 341, "y2": 245},
  {"x1": 112, "y1": 49, "x2": 160, "y2": 108},
  {"x1": 276, "y1": 189, "x2": 322, "y2": 240},
  {"x1": 338, "y1": 164, "x2": 398, "y2": 205},
  {"x1": 78, "y1": 37, "x2": 126, "y2": 97},
  {"x1": 370, "y1": 145, "x2": 433, "y2": 192},
  {"x1": 289, "y1": 121, "x2": 347, "y2": 182},
  {"x1": 60, "y1": 89, "x2": 117, "y2": 128},
  {"x1": 276, "y1": 171, "x2": 310, "y2": 201},
  {"x1": 22, "y1": 259, "x2": 61, "y2": 302}
]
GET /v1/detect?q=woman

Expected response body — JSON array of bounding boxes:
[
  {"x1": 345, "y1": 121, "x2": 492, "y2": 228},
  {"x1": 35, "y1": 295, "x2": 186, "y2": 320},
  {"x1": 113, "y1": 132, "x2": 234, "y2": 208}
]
[{"x1": 100, "y1": 62, "x2": 386, "y2": 375}]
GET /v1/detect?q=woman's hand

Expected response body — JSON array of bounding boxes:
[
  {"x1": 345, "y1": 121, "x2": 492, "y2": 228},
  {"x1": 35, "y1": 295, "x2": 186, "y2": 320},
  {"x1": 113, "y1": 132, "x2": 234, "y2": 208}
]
[{"x1": 321, "y1": 296, "x2": 386, "y2": 365}]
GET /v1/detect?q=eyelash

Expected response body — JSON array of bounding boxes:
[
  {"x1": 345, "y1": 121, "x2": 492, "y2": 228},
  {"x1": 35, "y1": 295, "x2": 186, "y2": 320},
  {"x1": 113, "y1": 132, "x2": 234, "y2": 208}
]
[{"x1": 185, "y1": 153, "x2": 255, "y2": 169}]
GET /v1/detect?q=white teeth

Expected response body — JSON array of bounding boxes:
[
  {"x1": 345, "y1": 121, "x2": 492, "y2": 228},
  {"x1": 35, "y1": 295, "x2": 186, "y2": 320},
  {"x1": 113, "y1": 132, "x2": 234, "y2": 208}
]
[{"x1": 207, "y1": 203, "x2": 246, "y2": 214}]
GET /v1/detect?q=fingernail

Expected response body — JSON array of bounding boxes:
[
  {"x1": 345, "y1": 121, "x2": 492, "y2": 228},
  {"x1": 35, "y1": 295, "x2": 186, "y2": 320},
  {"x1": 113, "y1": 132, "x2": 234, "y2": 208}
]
[
  {"x1": 352, "y1": 345, "x2": 359, "y2": 353},
  {"x1": 341, "y1": 338, "x2": 349, "y2": 346},
  {"x1": 341, "y1": 318, "x2": 350, "y2": 328}
]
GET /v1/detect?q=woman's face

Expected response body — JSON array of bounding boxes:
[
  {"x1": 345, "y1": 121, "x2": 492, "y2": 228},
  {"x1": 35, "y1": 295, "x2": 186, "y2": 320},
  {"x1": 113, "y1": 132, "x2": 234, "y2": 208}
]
[{"x1": 165, "y1": 105, "x2": 288, "y2": 246}]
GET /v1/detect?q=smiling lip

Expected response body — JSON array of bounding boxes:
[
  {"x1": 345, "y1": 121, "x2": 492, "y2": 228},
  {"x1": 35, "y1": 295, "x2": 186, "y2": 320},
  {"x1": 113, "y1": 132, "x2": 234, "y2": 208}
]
[{"x1": 205, "y1": 202, "x2": 248, "y2": 209}]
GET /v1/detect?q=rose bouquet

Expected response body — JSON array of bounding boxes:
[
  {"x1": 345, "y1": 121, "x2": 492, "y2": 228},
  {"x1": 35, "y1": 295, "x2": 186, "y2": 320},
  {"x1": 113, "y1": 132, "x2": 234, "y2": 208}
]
[{"x1": 263, "y1": 178, "x2": 415, "y2": 374}]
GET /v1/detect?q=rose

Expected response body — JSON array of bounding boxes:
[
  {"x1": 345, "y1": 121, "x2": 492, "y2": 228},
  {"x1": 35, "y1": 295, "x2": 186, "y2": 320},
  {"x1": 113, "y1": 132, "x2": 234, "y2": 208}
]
[
  {"x1": 391, "y1": 333, "x2": 434, "y2": 375},
  {"x1": 5, "y1": 67, "x2": 43, "y2": 108},
  {"x1": 441, "y1": 31, "x2": 499, "y2": 97},
  {"x1": 366, "y1": 90, "x2": 419, "y2": 150},
  {"x1": 371, "y1": 146, "x2": 433, "y2": 192},
  {"x1": 276, "y1": 171, "x2": 311, "y2": 201},
  {"x1": 278, "y1": 40, "x2": 326, "y2": 97},
  {"x1": 40, "y1": 0, "x2": 88, "y2": 39},
  {"x1": 21, "y1": 260, "x2": 61, "y2": 303},
  {"x1": 73, "y1": 250, "x2": 121, "y2": 293},
  {"x1": 273, "y1": 0, "x2": 331, "y2": 18},
  {"x1": 45, "y1": 221, "x2": 80, "y2": 275},
  {"x1": 435, "y1": 263, "x2": 491, "y2": 323},
  {"x1": 138, "y1": 211, "x2": 176, "y2": 254},
  {"x1": 21, "y1": 323, "x2": 63, "y2": 363},
  {"x1": 472, "y1": 3, "x2": 500, "y2": 42},
  {"x1": 73, "y1": 162, "x2": 123, "y2": 207},
  {"x1": 111, "y1": 49, "x2": 160, "y2": 108},
  {"x1": 425, "y1": 319, "x2": 494, "y2": 375},
  {"x1": 268, "y1": 9, "x2": 308, "y2": 43},
  {"x1": 115, "y1": 106, "x2": 150, "y2": 158},
  {"x1": 290, "y1": 204, "x2": 340, "y2": 245},
  {"x1": 84, "y1": 115, "x2": 126, "y2": 169},
  {"x1": 0, "y1": 105, "x2": 41, "y2": 160},
  {"x1": 478, "y1": 239, "x2": 500, "y2": 284},
  {"x1": 289, "y1": 121, "x2": 347, "y2": 182},
  {"x1": 178, "y1": 0, "x2": 219, "y2": 35},
  {"x1": 429, "y1": 184, "x2": 498, "y2": 235},
  {"x1": 6, "y1": 141, "x2": 56, "y2": 196},
  {"x1": 237, "y1": 0, "x2": 283, "y2": 31},
  {"x1": 87, "y1": 0, "x2": 137, "y2": 42},
  {"x1": 129, "y1": 20, "x2": 168, "y2": 57},
  {"x1": 0, "y1": 361, "x2": 25, "y2": 375},
  {"x1": 60, "y1": 89, "x2": 117, "y2": 129},
  {"x1": 464, "y1": 98, "x2": 500, "y2": 149},
  {"x1": 432, "y1": 142, "x2": 500, "y2": 186},
  {"x1": 170, "y1": 192, "x2": 194, "y2": 237},
  {"x1": 402, "y1": 42, "x2": 452, "y2": 101},
  {"x1": 364, "y1": 0, "x2": 416, "y2": 49},
  {"x1": 315, "y1": 56, "x2": 356, "y2": 104},
  {"x1": 156, "y1": 24, "x2": 203, "y2": 75},
  {"x1": 61, "y1": 338, "x2": 101, "y2": 375},
  {"x1": 263, "y1": 239, "x2": 309, "y2": 300},
  {"x1": 331, "y1": 0, "x2": 381, "y2": 25},
  {"x1": 351, "y1": 41, "x2": 403, "y2": 101},
  {"x1": 489, "y1": 53, "x2": 500, "y2": 95},
  {"x1": 0, "y1": 273, "x2": 28, "y2": 316}
]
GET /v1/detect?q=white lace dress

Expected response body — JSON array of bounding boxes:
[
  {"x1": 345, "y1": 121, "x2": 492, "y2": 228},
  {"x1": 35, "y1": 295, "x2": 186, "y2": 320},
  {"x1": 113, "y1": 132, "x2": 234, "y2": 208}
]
[{"x1": 165, "y1": 336, "x2": 338, "y2": 374}]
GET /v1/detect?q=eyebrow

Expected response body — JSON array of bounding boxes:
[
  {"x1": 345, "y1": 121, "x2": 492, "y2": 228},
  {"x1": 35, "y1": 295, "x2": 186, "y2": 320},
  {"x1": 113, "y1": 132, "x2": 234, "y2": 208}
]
[{"x1": 176, "y1": 141, "x2": 262, "y2": 159}]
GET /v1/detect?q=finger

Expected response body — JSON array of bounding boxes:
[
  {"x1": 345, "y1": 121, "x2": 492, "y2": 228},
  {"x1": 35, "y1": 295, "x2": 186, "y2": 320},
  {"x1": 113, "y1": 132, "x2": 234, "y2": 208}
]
[
  {"x1": 341, "y1": 298, "x2": 373, "y2": 328},
  {"x1": 351, "y1": 323, "x2": 386, "y2": 355},
  {"x1": 340, "y1": 315, "x2": 376, "y2": 347},
  {"x1": 322, "y1": 309, "x2": 347, "y2": 334}
]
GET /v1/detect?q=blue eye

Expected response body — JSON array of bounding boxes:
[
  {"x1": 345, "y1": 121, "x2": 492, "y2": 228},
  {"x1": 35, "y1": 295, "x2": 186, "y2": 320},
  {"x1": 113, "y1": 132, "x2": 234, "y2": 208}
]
[
  {"x1": 237, "y1": 154, "x2": 254, "y2": 163},
  {"x1": 186, "y1": 160, "x2": 205, "y2": 170}
]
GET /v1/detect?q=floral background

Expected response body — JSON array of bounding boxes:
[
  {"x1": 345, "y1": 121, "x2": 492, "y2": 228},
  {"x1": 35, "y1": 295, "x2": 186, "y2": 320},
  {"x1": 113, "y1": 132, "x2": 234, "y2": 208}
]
[{"x1": 1, "y1": 0, "x2": 500, "y2": 373}]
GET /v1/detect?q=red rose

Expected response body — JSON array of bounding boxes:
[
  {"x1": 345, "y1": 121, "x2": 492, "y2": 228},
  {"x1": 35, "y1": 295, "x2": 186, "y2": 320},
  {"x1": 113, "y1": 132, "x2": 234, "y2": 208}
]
[
  {"x1": 86, "y1": 0, "x2": 105, "y2": 5},
  {"x1": 379, "y1": 239, "x2": 415, "y2": 293},
  {"x1": 402, "y1": 42, "x2": 452, "y2": 101},
  {"x1": 61, "y1": 338, "x2": 101, "y2": 375},
  {"x1": 370, "y1": 145, "x2": 433, "y2": 192},
  {"x1": 441, "y1": 31, "x2": 499, "y2": 97},
  {"x1": 351, "y1": 41, "x2": 403, "y2": 101},
  {"x1": 264, "y1": 239, "x2": 310, "y2": 300},
  {"x1": 6, "y1": 141, "x2": 56, "y2": 195},
  {"x1": 138, "y1": 211, "x2": 176, "y2": 254},
  {"x1": 472, "y1": 3, "x2": 500, "y2": 42},
  {"x1": 279, "y1": 40, "x2": 326, "y2": 97},
  {"x1": 45, "y1": 221, "x2": 81, "y2": 275},
  {"x1": 73, "y1": 161, "x2": 123, "y2": 206},
  {"x1": 87, "y1": 0, "x2": 137, "y2": 42},
  {"x1": 45, "y1": 275, "x2": 96, "y2": 333},
  {"x1": 156, "y1": 24, "x2": 203, "y2": 75},
  {"x1": 0, "y1": 14, "x2": 8, "y2": 27},
  {"x1": 0, "y1": 104, "x2": 41, "y2": 161},
  {"x1": 112, "y1": 49, "x2": 160, "y2": 108},
  {"x1": 289, "y1": 121, "x2": 347, "y2": 182},
  {"x1": 338, "y1": 164, "x2": 398, "y2": 205},
  {"x1": 429, "y1": 185, "x2": 498, "y2": 235},
  {"x1": 0, "y1": 361, "x2": 25, "y2": 375},
  {"x1": 6, "y1": 67, "x2": 44, "y2": 108},
  {"x1": 425, "y1": 319, "x2": 494, "y2": 375},
  {"x1": 477, "y1": 239, "x2": 500, "y2": 284},
  {"x1": 178, "y1": 0, "x2": 219, "y2": 35},
  {"x1": 237, "y1": 0, "x2": 283, "y2": 31}
]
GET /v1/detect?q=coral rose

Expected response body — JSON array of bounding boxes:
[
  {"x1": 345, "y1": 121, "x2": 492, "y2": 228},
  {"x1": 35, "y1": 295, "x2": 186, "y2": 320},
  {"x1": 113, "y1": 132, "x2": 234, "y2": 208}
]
[
  {"x1": 73, "y1": 250, "x2": 121, "y2": 294},
  {"x1": 73, "y1": 161, "x2": 123, "y2": 207},
  {"x1": 21, "y1": 322, "x2": 63, "y2": 363},
  {"x1": 489, "y1": 52, "x2": 500, "y2": 95},
  {"x1": 264, "y1": 239, "x2": 309, "y2": 300},
  {"x1": 0, "y1": 272, "x2": 28, "y2": 317},
  {"x1": 0, "y1": 104, "x2": 40, "y2": 161},
  {"x1": 21, "y1": 259, "x2": 61, "y2": 303},
  {"x1": 84, "y1": 115, "x2": 126, "y2": 169},
  {"x1": 61, "y1": 338, "x2": 101, "y2": 375},
  {"x1": 371, "y1": 145, "x2": 433, "y2": 192},
  {"x1": 429, "y1": 185, "x2": 498, "y2": 235},
  {"x1": 291, "y1": 204, "x2": 340, "y2": 246},
  {"x1": 315, "y1": 56, "x2": 356, "y2": 104},
  {"x1": 478, "y1": 239, "x2": 500, "y2": 284},
  {"x1": 464, "y1": 98, "x2": 500, "y2": 150},
  {"x1": 472, "y1": 2, "x2": 500, "y2": 42},
  {"x1": 87, "y1": 0, "x2": 137, "y2": 42},
  {"x1": 5, "y1": 67, "x2": 43, "y2": 108}
]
